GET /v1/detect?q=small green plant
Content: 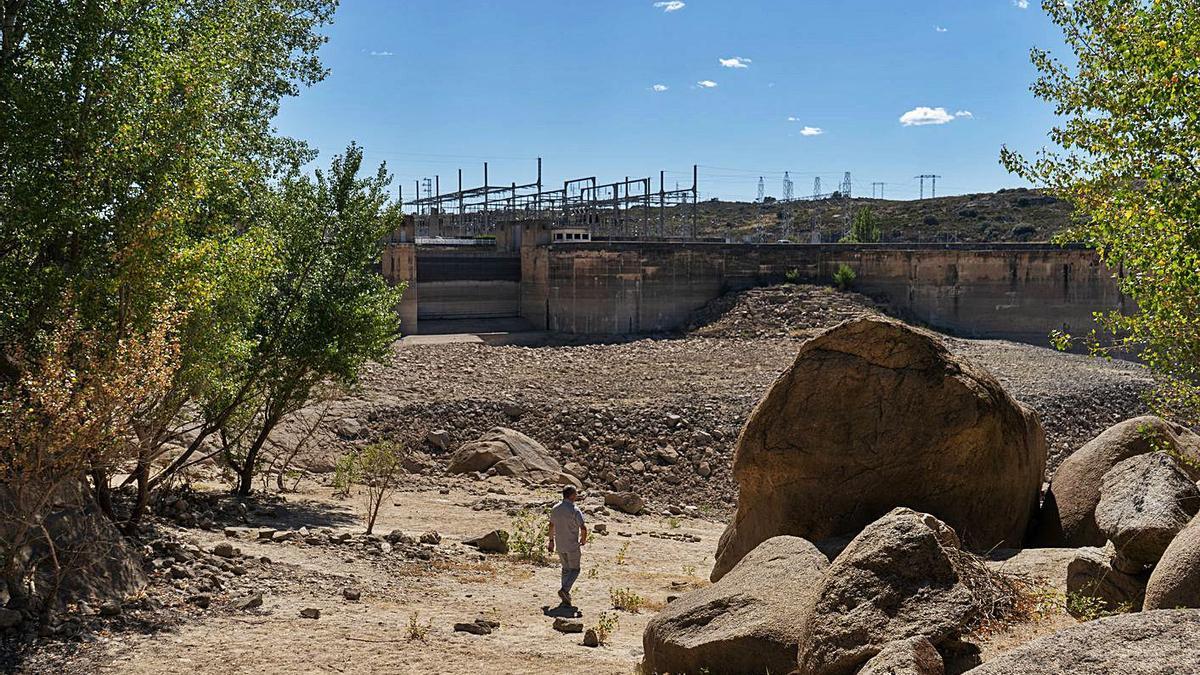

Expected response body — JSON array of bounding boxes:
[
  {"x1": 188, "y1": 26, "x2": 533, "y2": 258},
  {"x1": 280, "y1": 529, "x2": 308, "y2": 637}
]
[
  {"x1": 615, "y1": 541, "x2": 630, "y2": 565},
  {"x1": 1065, "y1": 591, "x2": 1131, "y2": 622},
  {"x1": 682, "y1": 564, "x2": 697, "y2": 578},
  {"x1": 407, "y1": 611, "x2": 433, "y2": 641},
  {"x1": 586, "y1": 564, "x2": 600, "y2": 579},
  {"x1": 593, "y1": 611, "x2": 619, "y2": 644},
  {"x1": 832, "y1": 263, "x2": 856, "y2": 290},
  {"x1": 509, "y1": 508, "x2": 549, "y2": 563},
  {"x1": 784, "y1": 268, "x2": 801, "y2": 284},
  {"x1": 609, "y1": 587, "x2": 646, "y2": 613},
  {"x1": 332, "y1": 453, "x2": 358, "y2": 498},
  {"x1": 357, "y1": 441, "x2": 406, "y2": 535},
  {"x1": 1137, "y1": 422, "x2": 1200, "y2": 473},
  {"x1": 665, "y1": 516, "x2": 681, "y2": 529}
]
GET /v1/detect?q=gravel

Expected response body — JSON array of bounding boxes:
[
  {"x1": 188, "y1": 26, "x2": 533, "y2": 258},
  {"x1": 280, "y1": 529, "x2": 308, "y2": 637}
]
[{"x1": 272, "y1": 284, "x2": 1154, "y2": 513}]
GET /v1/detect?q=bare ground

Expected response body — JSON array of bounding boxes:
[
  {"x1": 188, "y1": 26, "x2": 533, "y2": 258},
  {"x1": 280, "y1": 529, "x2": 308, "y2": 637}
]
[
  {"x1": 37, "y1": 479, "x2": 721, "y2": 675},
  {"x1": 28, "y1": 478, "x2": 1078, "y2": 675}
]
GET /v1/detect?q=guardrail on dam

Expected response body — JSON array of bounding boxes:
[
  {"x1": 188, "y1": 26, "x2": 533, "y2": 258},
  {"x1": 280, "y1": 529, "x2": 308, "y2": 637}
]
[{"x1": 384, "y1": 223, "x2": 1125, "y2": 347}]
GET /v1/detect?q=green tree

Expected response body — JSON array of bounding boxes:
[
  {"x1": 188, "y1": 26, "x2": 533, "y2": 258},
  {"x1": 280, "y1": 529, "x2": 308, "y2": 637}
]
[
  {"x1": 1001, "y1": 0, "x2": 1200, "y2": 420},
  {"x1": 842, "y1": 206, "x2": 881, "y2": 243},
  {"x1": 0, "y1": 0, "x2": 336, "y2": 533},
  {"x1": 220, "y1": 144, "x2": 404, "y2": 497}
]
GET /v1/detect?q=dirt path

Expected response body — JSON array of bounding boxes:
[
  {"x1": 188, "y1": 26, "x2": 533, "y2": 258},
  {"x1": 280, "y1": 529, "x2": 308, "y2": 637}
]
[{"x1": 92, "y1": 480, "x2": 721, "y2": 675}]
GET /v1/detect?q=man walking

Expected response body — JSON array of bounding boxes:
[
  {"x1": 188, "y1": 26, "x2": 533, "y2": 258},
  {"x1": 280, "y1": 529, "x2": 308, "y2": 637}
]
[{"x1": 547, "y1": 485, "x2": 587, "y2": 607}]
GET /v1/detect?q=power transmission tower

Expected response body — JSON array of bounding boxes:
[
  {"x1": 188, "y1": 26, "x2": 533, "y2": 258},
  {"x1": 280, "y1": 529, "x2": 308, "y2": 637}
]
[
  {"x1": 916, "y1": 174, "x2": 942, "y2": 199},
  {"x1": 841, "y1": 172, "x2": 852, "y2": 198},
  {"x1": 757, "y1": 176, "x2": 765, "y2": 203},
  {"x1": 419, "y1": 177, "x2": 434, "y2": 215},
  {"x1": 782, "y1": 172, "x2": 794, "y2": 202},
  {"x1": 871, "y1": 182, "x2": 885, "y2": 199},
  {"x1": 812, "y1": 177, "x2": 822, "y2": 199}
]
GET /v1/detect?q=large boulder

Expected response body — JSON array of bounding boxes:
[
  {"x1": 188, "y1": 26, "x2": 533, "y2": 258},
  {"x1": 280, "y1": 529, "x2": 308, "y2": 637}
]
[
  {"x1": 1094, "y1": 452, "x2": 1200, "y2": 567},
  {"x1": 446, "y1": 427, "x2": 581, "y2": 489},
  {"x1": 1145, "y1": 512, "x2": 1200, "y2": 610},
  {"x1": 969, "y1": 609, "x2": 1200, "y2": 674},
  {"x1": 794, "y1": 508, "x2": 988, "y2": 675},
  {"x1": 713, "y1": 318, "x2": 1046, "y2": 580},
  {"x1": 642, "y1": 536, "x2": 829, "y2": 675},
  {"x1": 1035, "y1": 415, "x2": 1200, "y2": 547}
]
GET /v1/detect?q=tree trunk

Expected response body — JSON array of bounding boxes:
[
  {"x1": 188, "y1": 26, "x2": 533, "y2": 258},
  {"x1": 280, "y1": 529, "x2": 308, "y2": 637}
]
[
  {"x1": 122, "y1": 459, "x2": 150, "y2": 536},
  {"x1": 90, "y1": 468, "x2": 114, "y2": 522},
  {"x1": 236, "y1": 417, "x2": 279, "y2": 498}
]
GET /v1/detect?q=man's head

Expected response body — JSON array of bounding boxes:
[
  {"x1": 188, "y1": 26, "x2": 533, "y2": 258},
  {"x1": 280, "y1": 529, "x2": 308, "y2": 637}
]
[{"x1": 562, "y1": 486, "x2": 578, "y2": 502}]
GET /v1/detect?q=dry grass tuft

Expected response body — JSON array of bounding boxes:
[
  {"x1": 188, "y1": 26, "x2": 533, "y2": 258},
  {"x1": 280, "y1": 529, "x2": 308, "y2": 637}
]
[{"x1": 947, "y1": 548, "x2": 1034, "y2": 637}]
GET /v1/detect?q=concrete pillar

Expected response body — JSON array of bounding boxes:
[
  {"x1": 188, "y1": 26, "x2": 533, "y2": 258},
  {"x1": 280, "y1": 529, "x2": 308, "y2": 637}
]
[{"x1": 383, "y1": 216, "x2": 419, "y2": 335}]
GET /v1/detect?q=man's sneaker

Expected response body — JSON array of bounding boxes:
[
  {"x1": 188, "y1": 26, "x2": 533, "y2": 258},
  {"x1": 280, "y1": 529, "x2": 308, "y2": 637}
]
[{"x1": 558, "y1": 589, "x2": 571, "y2": 606}]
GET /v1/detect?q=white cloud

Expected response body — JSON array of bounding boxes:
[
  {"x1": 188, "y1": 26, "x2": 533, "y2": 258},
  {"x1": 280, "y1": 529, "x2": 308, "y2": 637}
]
[
  {"x1": 898, "y1": 108, "x2": 973, "y2": 125},
  {"x1": 787, "y1": 116, "x2": 800, "y2": 122},
  {"x1": 800, "y1": 126, "x2": 824, "y2": 136},
  {"x1": 899, "y1": 106, "x2": 956, "y2": 126},
  {"x1": 653, "y1": 1, "x2": 685, "y2": 12},
  {"x1": 369, "y1": 50, "x2": 394, "y2": 57},
  {"x1": 697, "y1": 80, "x2": 717, "y2": 88},
  {"x1": 652, "y1": 84, "x2": 669, "y2": 92},
  {"x1": 719, "y1": 56, "x2": 752, "y2": 69},
  {"x1": 935, "y1": 25, "x2": 948, "y2": 33},
  {"x1": 1013, "y1": 0, "x2": 1029, "y2": 8}
]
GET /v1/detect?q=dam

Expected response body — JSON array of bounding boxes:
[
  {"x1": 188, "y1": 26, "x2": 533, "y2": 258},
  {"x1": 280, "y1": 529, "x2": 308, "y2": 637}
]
[{"x1": 382, "y1": 218, "x2": 1125, "y2": 347}]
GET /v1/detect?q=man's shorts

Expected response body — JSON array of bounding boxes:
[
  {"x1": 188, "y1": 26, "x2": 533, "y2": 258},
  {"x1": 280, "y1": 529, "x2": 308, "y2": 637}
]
[{"x1": 558, "y1": 549, "x2": 581, "y2": 570}]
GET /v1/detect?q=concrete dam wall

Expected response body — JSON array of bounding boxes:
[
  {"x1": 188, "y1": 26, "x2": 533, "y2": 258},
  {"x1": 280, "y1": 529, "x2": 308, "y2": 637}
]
[
  {"x1": 384, "y1": 232, "x2": 1125, "y2": 347},
  {"x1": 518, "y1": 242, "x2": 1125, "y2": 346}
]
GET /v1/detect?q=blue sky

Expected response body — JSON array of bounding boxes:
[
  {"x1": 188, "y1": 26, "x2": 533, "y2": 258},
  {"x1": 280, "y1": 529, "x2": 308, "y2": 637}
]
[{"x1": 275, "y1": 0, "x2": 1066, "y2": 202}]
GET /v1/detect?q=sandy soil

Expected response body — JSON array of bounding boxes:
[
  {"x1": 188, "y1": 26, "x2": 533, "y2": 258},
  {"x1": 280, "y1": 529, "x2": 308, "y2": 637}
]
[
  {"x1": 31, "y1": 475, "x2": 1077, "y2": 675},
  {"x1": 84, "y1": 480, "x2": 720, "y2": 675}
]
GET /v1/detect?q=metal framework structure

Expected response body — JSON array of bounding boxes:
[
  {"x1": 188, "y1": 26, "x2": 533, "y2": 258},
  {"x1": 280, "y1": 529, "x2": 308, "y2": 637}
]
[
  {"x1": 404, "y1": 159, "x2": 700, "y2": 240},
  {"x1": 916, "y1": 174, "x2": 942, "y2": 200}
]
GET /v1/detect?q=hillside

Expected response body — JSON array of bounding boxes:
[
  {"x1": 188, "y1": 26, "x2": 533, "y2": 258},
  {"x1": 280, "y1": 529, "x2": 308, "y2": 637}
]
[{"x1": 688, "y1": 188, "x2": 1073, "y2": 243}]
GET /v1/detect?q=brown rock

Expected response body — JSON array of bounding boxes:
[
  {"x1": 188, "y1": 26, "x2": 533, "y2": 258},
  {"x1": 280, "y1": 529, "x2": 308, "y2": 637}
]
[
  {"x1": 857, "y1": 637, "x2": 944, "y2": 675},
  {"x1": 714, "y1": 318, "x2": 1046, "y2": 580},
  {"x1": 642, "y1": 536, "x2": 829, "y2": 675},
  {"x1": 454, "y1": 621, "x2": 491, "y2": 635},
  {"x1": 448, "y1": 427, "x2": 581, "y2": 489},
  {"x1": 1094, "y1": 453, "x2": 1200, "y2": 567},
  {"x1": 553, "y1": 617, "x2": 583, "y2": 633},
  {"x1": 463, "y1": 530, "x2": 509, "y2": 554},
  {"x1": 1145, "y1": 512, "x2": 1200, "y2": 610},
  {"x1": 795, "y1": 508, "x2": 983, "y2": 675},
  {"x1": 986, "y1": 548, "x2": 1078, "y2": 595},
  {"x1": 1066, "y1": 547, "x2": 1147, "y2": 613},
  {"x1": 604, "y1": 491, "x2": 645, "y2": 515},
  {"x1": 583, "y1": 628, "x2": 600, "y2": 647},
  {"x1": 969, "y1": 609, "x2": 1200, "y2": 674},
  {"x1": 1036, "y1": 416, "x2": 1200, "y2": 547}
]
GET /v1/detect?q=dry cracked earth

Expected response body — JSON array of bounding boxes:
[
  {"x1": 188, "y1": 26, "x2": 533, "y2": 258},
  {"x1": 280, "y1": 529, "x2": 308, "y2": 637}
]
[{"x1": 6, "y1": 284, "x2": 1157, "y2": 674}]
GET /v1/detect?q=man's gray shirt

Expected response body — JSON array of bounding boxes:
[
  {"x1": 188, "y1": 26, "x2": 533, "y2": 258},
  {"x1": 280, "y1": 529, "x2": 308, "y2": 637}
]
[{"x1": 550, "y1": 499, "x2": 585, "y2": 554}]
